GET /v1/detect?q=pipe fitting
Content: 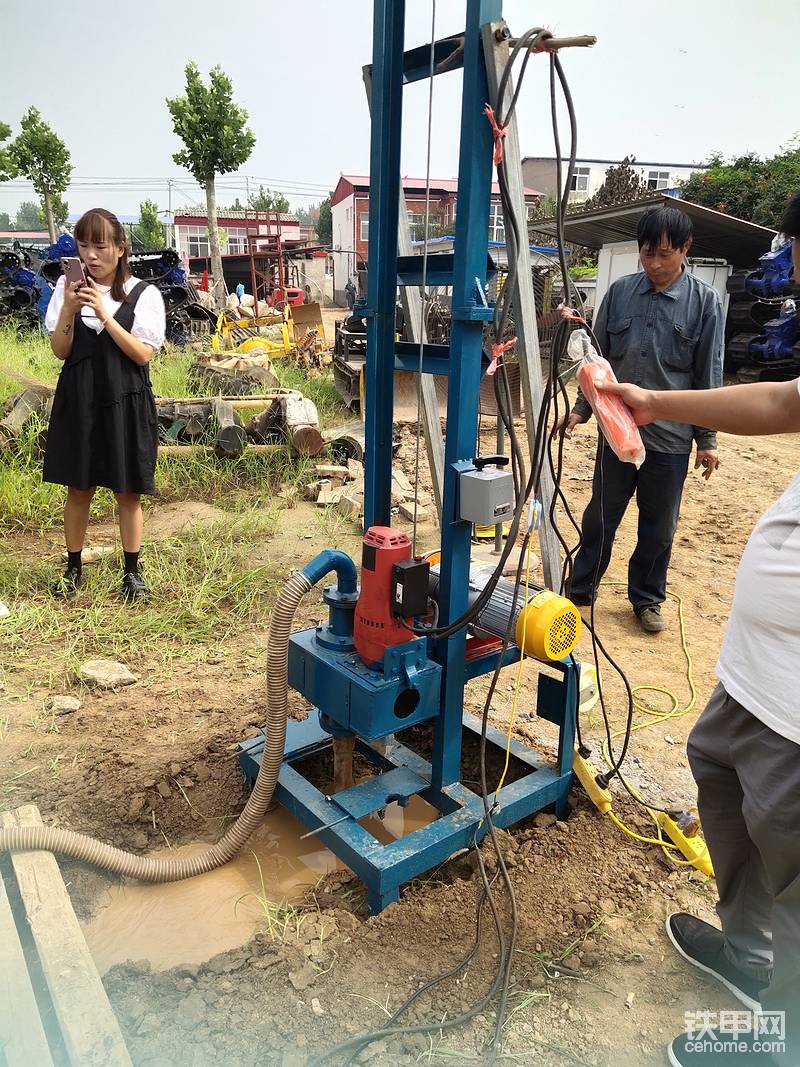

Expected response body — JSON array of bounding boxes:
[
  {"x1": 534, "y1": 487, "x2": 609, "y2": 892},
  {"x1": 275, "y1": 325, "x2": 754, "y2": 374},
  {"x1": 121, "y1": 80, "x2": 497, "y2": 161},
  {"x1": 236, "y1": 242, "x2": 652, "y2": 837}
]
[{"x1": 302, "y1": 549, "x2": 358, "y2": 597}]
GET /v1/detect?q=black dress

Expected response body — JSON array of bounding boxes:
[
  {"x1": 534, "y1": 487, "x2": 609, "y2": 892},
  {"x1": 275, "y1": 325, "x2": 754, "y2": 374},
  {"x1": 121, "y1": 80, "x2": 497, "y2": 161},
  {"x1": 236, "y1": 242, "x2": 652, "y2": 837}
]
[{"x1": 43, "y1": 281, "x2": 159, "y2": 495}]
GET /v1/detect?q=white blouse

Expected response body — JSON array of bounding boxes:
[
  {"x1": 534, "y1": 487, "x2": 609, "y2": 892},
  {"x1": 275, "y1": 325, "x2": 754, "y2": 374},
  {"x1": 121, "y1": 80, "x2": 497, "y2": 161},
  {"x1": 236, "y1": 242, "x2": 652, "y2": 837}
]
[{"x1": 45, "y1": 275, "x2": 167, "y2": 350}]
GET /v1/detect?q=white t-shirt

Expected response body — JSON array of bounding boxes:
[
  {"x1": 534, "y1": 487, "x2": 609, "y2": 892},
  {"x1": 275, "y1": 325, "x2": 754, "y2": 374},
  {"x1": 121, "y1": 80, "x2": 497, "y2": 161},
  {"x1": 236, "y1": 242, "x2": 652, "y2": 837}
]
[
  {"x1": 717, "y1": 378, "x2": 800, "y2": 743},
  {"x1": 45, "y1": 275, "x2": 166, "y2": 350}
]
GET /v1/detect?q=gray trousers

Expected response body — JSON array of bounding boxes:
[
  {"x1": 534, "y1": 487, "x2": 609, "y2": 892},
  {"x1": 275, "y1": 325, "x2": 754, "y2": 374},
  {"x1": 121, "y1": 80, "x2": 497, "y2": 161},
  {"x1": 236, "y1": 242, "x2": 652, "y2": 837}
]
[{"x1": 688, "y1": 684, "x2": 800, "y2": 1066}]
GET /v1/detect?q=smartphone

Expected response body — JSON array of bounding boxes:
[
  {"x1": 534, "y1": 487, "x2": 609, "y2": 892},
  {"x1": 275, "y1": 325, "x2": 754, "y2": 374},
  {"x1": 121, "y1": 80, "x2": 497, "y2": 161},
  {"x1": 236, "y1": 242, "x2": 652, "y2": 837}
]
[{"x1": 61, "y1": 257, "x2": 87, "y2": 288}]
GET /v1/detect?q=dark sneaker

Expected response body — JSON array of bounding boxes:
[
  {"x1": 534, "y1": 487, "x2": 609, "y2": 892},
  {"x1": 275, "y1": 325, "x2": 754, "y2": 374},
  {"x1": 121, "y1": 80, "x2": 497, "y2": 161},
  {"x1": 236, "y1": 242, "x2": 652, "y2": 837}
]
[
  {"x1": 122, "y1": 571, "x2": 150, "y2": 602},
  {"x1": 637, "y1": 605, "x2": 667, "y2": 633},
  {"x1": 666, "y1": 913, "x2": 767, "y2": 1012},
  {"x1": 52, "y1": 566, "x2": 82, "y2": 599},
  {"x1": 668, "y1": 1027, "x2": 776, "y2": 1066},
  {"x1": 567, "y1": 590, "x2": 595, "y2": 607}
]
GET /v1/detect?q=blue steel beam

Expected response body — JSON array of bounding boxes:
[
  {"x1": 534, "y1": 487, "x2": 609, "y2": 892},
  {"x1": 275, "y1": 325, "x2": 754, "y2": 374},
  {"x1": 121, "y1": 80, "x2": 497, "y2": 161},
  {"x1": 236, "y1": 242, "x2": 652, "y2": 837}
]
[
  {"x1": 431, "y1": 0, "x2": 501, "y2": 790},
  {"x1": 363, "y1": 0, "x2": 406, "y2": 528}
]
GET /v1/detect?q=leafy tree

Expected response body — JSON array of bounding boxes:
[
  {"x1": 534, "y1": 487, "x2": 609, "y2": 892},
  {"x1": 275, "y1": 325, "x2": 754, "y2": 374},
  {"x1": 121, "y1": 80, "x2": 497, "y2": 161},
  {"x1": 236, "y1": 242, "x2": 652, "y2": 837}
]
[
  {"x1": 0, "y1": 212, "x2": 9, "y2": 230},
  {"x1": 579, "y1": 156, "x2": 650, "y2": 212},
  {"x1": 38, "y1": 193, "x2": 68, "y2": 231},
  {"x1": 9, "y1": 107, "x2": 72, "y2": 242},
  {"x1": 131, "y1": 198, "x2": 166, "y2": 250},
  {"x1": 14, "y1": 200, "x2": 42, "y2": 230},
  {"x1": 680, "y1": 146, "x2": 800, "y2": 227},
  {"x1": 167, "y1": 63, "x2": 256, "y2": 305},
  {"x1": 0, "y1": 121, "x2": 16, "y2": 182},
  {"x1": 248, "y1": 184, "x2": 289, "y2": 213},
  {"x1": 316, "y1": 195, "x2": 332, "y2": 245}
]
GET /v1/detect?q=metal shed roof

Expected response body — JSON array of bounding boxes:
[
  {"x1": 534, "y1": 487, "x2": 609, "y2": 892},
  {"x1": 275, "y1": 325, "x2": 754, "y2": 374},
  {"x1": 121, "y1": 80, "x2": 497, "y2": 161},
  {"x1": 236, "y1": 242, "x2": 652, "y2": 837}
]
[{"x1": 532, "y1": 195, "x2": 775, "y2": 269}]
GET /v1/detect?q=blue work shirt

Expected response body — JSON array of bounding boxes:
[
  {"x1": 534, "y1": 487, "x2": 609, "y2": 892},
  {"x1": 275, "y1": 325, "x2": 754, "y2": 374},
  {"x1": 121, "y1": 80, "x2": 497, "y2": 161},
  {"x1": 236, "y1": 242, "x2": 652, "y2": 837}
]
[{"x1": 573, "y1": 269, "x2": 724, "y2": 453}]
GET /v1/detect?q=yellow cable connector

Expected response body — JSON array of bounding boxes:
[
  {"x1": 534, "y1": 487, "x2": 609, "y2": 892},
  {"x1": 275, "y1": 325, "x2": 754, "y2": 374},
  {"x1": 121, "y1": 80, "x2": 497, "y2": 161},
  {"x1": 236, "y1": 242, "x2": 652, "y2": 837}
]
[
  {"x1": 654, "y1": 811, "x2": 714, "y2": 878},
  {"x1": 572, "y1": 752, "x2": 612, "y2": 815}
]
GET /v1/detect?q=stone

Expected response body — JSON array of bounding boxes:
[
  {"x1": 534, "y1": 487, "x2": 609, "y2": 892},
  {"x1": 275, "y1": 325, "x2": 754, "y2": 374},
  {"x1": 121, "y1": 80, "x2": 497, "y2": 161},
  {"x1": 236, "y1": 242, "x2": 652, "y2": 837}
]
[
  {"x1": 572, "y1": 902, "x2": 592, "y2": 917},
  {"x1": 346, "y1": 458, "x2": 363, "y2": 480},
  {"x1": 176, "y1": 992, "x2": 205, "y2": 1024},
  {"x1": 311, "y1": 997, "x2": 324, "y2": 1016},
  {"x1": 316, "y1": 488, "x2": 342, "y2": 507},
  {"x1": 48, "y1": 694, "x2": 81, "y2": 715},
  {"x1": 533, "y1": 812, "x2": 557, "y2": 829},
  {"x1": 392, "y1": 467, "x2": 413, "y2": 492},
  {"x1": 335, "y1": 494, "x2": 362, "y2": 520},
  {"x1": 156, "y1": 780, "x2": 172, "y2": 799},
  {"x1": 131, "y1": 831, "x2": 149, "y2": 849},
  {"x1": 127, "y1": 795, "x2": 147, "y2": 821},
  {"x1": 288, "y1": 965, "x2": 317, "y2": 992},
  {"x1": 0, "y1": 602, "x2": 9, "y2": 619},
  {"x1": 314, "y1": 464, "x2": 350, "y2": 480},
  {"x1": 398, "y1": 501, "x2": 428, "y2": 523},
  {"x1": 66, "y1": 544, "x2": 115, "y2": 565},
  {"x1": 78, "y1": 659, "x2": 138, "y2": 689}
]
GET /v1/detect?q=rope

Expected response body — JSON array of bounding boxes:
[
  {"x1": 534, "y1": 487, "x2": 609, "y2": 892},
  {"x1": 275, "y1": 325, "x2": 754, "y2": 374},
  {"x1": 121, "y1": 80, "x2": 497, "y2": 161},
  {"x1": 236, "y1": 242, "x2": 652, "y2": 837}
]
[{"x1": 412, "y1": 0, "x2": 437, "y2": 556}]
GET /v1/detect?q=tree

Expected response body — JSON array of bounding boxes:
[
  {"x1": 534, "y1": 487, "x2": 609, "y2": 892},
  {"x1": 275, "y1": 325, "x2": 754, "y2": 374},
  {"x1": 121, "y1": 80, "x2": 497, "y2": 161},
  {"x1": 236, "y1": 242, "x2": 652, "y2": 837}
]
[
  {"x1": 167, "y1": 63, "x2": 256, "y2": 305},
  {"x1": 9, "y1": 107, "x2": 72, "y2": 242},
  {"x1": 14, "y1": 200, "x2": 42, "y2": 230},
  {"x1": 579, "y1": 156, "x2": 650, "y2": 212},
  {"x1": 131, "y1": 199, "x2": 166, "y2": 250},
  {"x1": 0, "y1": 121, "x2": 17, "y2": 182},
  {"x1": 248, "y1": 184, "x2": 289, "y2": 214},
  {"x1": 0, "y1": 212, "x2": 9, "y2": 230},
  {"x1": 680, "y1": 145, "x2": 800, "y2": 228},
  {"x1": 38, "y1": 192, "x2": 68, "y2": 231},
  {"x1": 316, "y1": 195, "x2": 332, "y2": 245}
]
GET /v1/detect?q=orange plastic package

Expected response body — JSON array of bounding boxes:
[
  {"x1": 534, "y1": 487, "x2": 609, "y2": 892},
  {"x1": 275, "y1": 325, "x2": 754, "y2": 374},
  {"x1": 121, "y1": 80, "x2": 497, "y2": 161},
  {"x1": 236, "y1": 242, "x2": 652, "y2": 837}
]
[{"x1": 570, "y1": 330, "x2": 645, "y2": 468}]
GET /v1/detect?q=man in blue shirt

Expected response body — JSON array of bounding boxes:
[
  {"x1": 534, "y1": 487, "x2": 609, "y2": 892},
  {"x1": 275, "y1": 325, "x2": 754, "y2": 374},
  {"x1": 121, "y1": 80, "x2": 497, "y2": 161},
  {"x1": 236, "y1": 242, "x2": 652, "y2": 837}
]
[{"x1": 563, "y1": 206, "x2": 725, "y2": 633}]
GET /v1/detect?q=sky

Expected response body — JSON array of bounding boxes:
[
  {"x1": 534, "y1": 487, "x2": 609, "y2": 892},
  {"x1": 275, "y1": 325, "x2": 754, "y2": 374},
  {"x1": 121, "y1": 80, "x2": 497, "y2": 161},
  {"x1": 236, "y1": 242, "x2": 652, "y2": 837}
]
[{"x1": 1, "y1": 0, "x2": 798, "y2": 223}]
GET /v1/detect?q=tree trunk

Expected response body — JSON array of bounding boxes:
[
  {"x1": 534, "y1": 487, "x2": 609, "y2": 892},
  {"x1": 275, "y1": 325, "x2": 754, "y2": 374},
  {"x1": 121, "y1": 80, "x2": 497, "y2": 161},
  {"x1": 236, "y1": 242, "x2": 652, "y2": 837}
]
[
  {"x1": 43, "y1": 190, "x2": 56, "y2": 243},
  {"x1": 205, "y1": 176, "x2": 225, "y2": 309}
]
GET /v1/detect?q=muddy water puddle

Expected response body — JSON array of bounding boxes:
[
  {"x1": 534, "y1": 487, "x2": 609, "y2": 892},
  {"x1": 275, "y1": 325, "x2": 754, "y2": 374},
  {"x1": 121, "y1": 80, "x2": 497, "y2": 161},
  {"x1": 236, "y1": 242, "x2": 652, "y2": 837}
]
[{"x1": 84, "y1": 797, "x2": 434, "y2": 974}]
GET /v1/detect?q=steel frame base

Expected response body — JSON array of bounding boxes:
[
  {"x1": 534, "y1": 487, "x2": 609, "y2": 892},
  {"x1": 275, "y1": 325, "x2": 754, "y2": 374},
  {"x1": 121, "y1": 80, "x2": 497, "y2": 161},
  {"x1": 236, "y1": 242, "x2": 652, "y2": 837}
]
[{"x1": 239, "y1": 672, "x2": 576, "y2": 914}]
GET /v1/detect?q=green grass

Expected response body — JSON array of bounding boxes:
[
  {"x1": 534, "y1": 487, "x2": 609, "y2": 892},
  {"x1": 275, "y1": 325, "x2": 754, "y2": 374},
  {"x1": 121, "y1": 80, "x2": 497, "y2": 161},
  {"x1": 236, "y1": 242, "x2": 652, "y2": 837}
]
[
  {"x1": 0, "y1": 328, "x2": 347, "y2": 532},
  {"x1": 0, "y1": 511, "x2": 281, "y2": 686}
]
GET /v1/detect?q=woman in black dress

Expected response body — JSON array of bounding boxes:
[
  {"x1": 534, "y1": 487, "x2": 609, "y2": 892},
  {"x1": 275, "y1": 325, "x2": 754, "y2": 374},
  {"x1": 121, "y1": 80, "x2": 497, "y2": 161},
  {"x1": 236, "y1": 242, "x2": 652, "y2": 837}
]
[{"x1": 44, "y1": 208, "x2": 166, "y2": 601}]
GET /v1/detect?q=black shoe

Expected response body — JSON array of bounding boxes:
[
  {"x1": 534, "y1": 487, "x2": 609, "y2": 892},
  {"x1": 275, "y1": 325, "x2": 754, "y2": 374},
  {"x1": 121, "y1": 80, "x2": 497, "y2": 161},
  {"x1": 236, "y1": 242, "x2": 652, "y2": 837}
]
[
  {"x1": 668, "y1": 1028, "x2": 772, "y2": 1066},
  {"x1": 52, "y1": 566, "x2": 82, "y2": 599},
  {"x1": 568, "y1": 590, "x2": 595, "y2": 607},
  {"x1": 122, "y1": 570, "x2": 150, "y2": 602},
  {"x1": 666, "y1": 913, "x2": 767, "y2": 1012}
]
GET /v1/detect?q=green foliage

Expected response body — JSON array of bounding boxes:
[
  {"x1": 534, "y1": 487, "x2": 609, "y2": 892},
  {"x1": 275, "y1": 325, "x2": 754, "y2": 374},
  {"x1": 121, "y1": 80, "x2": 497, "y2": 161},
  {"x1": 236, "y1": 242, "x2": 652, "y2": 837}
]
[
  {"x1": 680, "y1": 145, "x2": 800, "y2": 227},
  {"x1": 37, "y1": 193, "x2": 68, "y2": 229},
  {"x1": 0, "y1": 212, "x2": 10, "y2": 230},
  {"x1": 316, "y1": 195, "x2": 332, "y2": 245},
  {"x1": 166, "y1": 63, "x2": 256, "y2": 183},
  {"x1": 569, "y1": 258, "x2": 597, "y2": 279},
  {"x1": 14, "y1": 201, "x2": 42, "y2": 230},
  {"x1": 9, "y1": 107, "x2": 72, "y2": 210},
  {"x1": 248, "y1": 185, "x2": 290, "y2": 214},
  {"x1": 0, "y1": 121, "x2": 16, "y2": 182},
  {"x1": 131, "y1": 198, "x2": 166, "y2": 250},
  {"x1": 580, "y1": 156, "x2": 649, "y2": 212}
]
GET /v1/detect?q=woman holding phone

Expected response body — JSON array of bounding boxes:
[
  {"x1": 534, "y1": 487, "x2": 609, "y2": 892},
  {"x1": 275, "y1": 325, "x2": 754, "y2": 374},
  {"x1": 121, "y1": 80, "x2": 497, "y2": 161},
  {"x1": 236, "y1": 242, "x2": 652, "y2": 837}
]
[{"x1": 44, "y1": 208, "x2": 166, "y2": 601}]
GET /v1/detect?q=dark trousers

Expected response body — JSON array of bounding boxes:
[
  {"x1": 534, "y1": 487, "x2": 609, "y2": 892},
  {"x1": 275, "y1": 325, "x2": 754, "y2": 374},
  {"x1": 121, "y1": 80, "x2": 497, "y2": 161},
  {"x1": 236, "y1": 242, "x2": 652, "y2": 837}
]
[
  {"x1": 570, "y1": 441, "x2": 690, "y2": 611},
  {"x1": 688, "y1": 685, "x2": 800, "y2": 1067}
]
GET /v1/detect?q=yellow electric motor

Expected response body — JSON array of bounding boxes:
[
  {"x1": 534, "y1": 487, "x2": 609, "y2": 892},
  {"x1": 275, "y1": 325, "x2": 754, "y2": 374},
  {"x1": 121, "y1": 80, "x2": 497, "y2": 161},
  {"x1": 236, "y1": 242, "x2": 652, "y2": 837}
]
[{"x1": 516, "y1": 589, "x2": 582, "y2": 661}]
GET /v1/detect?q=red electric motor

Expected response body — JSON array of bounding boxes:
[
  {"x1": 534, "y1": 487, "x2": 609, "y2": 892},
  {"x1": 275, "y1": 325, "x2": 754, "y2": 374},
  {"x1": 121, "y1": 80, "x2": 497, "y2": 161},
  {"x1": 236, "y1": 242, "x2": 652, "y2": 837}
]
[{"x1": 354, "y1": 527, "x2": 414, "y2": 667}]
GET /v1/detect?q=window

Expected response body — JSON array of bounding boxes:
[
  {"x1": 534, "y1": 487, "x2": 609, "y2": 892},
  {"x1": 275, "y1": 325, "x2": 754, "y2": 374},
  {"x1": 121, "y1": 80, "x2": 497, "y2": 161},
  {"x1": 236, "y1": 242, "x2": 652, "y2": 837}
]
[
  {"x1": 570, "y1": 166, "x2": 591, "y2": 193},
  {"x1": 488, "y1": 202, "x2": 505, "y2": 242},
  {"x1": 183, "y1": 224, "x2": 210, "y2": 258},
  {"x1": 647, "y1": 170, "x2": 671, "y2": 190},
  {"x1": 226, "y1": 226, "x2": 249, "y2": 254},
  {"x1": 360, "y1": 213, "x2": 369, "y2": 242}
]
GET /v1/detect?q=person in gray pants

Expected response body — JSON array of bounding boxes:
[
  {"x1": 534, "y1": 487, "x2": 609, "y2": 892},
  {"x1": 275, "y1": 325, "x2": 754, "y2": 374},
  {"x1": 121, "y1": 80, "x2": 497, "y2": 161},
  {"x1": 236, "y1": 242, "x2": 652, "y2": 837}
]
[{"x1": 600, "y1": 202, "x2": 800, "y2": 1067}]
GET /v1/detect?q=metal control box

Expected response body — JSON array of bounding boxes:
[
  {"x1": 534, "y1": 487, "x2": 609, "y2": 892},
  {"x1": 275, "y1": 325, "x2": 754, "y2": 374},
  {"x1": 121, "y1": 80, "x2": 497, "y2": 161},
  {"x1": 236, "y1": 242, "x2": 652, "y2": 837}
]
[{"x1": 459, "y1": 467, "x2": 514, "y2": 525}]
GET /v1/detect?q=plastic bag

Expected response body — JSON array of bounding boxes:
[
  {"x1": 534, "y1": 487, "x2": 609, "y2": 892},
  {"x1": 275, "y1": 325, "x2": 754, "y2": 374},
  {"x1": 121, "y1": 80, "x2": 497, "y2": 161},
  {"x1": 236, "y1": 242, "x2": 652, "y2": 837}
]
[{"x1": 569, "y1": 329, "x2": 645, "y2": 468}]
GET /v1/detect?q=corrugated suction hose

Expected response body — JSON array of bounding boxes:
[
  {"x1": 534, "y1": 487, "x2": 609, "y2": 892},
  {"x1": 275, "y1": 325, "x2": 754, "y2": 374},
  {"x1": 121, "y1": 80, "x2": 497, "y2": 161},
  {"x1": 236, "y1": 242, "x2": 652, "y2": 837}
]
[{"x1": 0, "y1": 567, "x2": 321, "y2": 883}]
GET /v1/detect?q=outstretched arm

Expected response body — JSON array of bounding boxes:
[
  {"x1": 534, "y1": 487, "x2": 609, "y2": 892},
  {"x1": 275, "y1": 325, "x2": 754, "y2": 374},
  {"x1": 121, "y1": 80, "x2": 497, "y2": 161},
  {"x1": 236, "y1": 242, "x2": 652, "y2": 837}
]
[{"x1": 597, "y1": 378, "x2": 800, "y2": 437}]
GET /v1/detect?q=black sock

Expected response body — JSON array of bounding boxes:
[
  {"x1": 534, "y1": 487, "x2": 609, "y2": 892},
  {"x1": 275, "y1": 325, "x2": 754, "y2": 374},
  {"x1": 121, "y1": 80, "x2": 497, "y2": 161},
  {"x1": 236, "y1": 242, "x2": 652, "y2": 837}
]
[
  {"x1": 67, "y1": 550, "x2": 82, "y2": 574},
  {"x1": 123, "y1": 550, "x2": 140, "y2": 575}
]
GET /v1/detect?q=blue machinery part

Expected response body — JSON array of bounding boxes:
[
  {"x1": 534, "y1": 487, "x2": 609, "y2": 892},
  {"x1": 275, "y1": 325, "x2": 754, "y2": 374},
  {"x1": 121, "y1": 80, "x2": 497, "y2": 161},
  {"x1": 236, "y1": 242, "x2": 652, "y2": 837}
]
[{"x1": 240, "y1": 0, "x2": 578, "y2": 913}]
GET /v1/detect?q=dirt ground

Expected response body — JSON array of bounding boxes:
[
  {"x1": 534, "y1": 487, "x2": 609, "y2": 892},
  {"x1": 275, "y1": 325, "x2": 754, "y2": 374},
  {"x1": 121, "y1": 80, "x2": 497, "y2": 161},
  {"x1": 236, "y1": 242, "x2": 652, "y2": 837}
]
[{"x1": 1, "y1": 406, "x2": 797, "y2": 1067}]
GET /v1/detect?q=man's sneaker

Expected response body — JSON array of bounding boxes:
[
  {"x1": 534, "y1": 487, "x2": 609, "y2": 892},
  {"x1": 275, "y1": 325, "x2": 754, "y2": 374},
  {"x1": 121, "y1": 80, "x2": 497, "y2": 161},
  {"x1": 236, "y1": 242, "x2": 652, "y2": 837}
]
[
  {"x1": 668, "y1": 1028, "x2": 770, "y2": 1066},
  {"x1": 666, "y1": 913, "x2": 767, "y2": 1012},
  {"x1": 566, "y1": 588, "x2": 595, "y2": 607},
  {"x1": 637, "y1": 605, "x2": 667, "y2": 633},
  {"x1": 122, "y1": 571, "x2": 150, "y2": 603},
  {"x1": 52, "y1": 566, "x2": 82, "y2": 599}
]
